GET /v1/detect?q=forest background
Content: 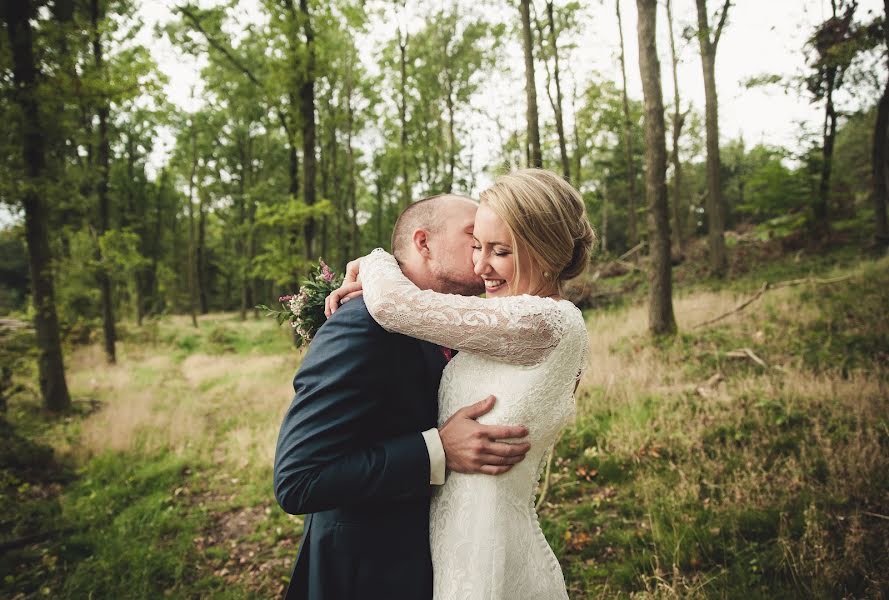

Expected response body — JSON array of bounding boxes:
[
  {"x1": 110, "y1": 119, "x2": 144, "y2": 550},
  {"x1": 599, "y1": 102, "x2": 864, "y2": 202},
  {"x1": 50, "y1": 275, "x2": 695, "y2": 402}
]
[{"x1": 1, "y1": 0, "x2": 888, "y2": 598}]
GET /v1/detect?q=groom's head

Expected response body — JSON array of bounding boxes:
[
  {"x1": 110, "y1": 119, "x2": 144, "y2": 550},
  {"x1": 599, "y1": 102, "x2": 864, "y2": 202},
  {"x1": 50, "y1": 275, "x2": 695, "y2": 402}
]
[{"x1": 391, "y1": 194, "x2": 485, "y2": 296}]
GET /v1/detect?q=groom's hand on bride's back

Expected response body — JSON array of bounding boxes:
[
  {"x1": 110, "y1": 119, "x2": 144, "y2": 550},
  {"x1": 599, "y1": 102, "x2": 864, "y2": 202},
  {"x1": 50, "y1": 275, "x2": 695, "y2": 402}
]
[{"x1": 439, "y1": 395, "x2": 530, "y2": 475}]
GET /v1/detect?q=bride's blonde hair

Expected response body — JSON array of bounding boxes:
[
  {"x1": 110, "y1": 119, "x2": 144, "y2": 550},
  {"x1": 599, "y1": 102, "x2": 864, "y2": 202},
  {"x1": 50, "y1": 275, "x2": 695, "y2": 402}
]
[{"x1": 479, "y1": 168, "x2": 596, "y2": 294}]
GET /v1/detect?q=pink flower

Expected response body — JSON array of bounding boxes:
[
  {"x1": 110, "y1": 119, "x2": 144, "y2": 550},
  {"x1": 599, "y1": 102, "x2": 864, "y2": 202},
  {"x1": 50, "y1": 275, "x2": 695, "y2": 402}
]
[
  {"x1": 279, "y1": 294, "x2": 294, "y2": 303},
  {"x1": 320, "y1": 260, "x2": 335, "y2": 283}
]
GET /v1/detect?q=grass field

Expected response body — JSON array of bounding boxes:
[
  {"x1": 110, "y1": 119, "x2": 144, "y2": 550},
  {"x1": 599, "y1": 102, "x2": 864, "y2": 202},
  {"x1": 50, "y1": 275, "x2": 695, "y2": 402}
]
[{"x1": 2, "y1": 249, "x2": 888, "y2": 599}]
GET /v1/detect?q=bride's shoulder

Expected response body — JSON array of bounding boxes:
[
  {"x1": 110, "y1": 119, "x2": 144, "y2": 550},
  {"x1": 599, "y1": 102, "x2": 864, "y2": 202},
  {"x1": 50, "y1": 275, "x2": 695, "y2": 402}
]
[{"x1": 556, "y1": 299, "x2": 587, "y2": 329}]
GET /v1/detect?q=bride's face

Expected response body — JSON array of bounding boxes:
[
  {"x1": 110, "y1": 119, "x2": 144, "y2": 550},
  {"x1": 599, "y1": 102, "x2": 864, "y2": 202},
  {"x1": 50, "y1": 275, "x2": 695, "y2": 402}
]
[{"x1": 471, "y1": 204, "x2": 539, "y2": 297}]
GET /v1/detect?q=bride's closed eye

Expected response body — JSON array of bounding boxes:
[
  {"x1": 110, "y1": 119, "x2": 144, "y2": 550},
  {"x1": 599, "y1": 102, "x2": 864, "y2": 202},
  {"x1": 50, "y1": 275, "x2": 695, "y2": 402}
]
[{"x1": 471, "y1": 240, "x2": 510, "y2": 257}]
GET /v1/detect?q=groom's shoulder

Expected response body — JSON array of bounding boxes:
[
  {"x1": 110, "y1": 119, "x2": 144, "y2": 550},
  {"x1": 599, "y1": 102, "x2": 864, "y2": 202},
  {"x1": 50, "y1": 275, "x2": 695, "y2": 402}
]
[{"x1": 316, "y1": 295, "x2": 384, "y2": 338}]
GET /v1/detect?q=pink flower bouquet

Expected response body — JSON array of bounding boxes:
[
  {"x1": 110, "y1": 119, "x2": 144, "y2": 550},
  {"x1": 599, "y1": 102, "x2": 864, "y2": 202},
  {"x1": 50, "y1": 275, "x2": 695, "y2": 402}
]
[{"x1": 258, "y1": 259, "x2": 343, "y2": 347}]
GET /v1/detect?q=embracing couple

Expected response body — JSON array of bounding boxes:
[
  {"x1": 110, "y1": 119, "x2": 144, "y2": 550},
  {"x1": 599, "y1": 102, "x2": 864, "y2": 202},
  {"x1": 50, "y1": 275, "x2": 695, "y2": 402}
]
[{"x1": 273, "y1": 168, "x2": 596, "y2": 600}]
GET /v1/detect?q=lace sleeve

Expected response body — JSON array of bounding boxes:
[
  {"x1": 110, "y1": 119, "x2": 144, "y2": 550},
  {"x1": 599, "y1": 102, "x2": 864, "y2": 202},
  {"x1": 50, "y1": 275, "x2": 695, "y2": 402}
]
[{"x1": 361, "y1": 249, "x2": 565, "y2": 367}]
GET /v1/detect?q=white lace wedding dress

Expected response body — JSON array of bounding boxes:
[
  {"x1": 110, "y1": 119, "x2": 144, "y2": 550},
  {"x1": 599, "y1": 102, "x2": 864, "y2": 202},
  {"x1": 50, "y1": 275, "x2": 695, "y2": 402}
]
[{"x1": 361, "y1": 249, "x2": 590, "y2": 600}]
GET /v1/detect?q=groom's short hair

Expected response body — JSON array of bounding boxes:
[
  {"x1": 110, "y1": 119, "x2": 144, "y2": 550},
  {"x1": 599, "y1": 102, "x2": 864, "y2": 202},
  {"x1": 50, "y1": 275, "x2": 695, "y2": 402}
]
[{"x1": 391, "y1": 193, "x2": 475, "y2": 262}]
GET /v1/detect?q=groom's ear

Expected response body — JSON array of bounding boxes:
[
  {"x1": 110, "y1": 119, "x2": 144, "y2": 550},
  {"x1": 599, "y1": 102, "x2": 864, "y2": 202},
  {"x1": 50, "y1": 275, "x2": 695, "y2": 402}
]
[{"x1": 412, "y1": 229, "x2": 431, "y2": 258}]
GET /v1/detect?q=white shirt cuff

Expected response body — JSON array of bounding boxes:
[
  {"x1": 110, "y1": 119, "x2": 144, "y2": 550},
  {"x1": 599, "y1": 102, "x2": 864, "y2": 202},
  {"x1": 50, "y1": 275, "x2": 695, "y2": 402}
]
[{"x1": 421, "y1": 428, "x2": 446, "y2": 485}]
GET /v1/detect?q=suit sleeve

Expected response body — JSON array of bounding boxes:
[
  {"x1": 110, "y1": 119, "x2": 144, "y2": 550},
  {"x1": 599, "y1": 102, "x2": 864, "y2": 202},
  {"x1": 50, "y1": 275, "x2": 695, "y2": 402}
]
[{"x1": 273, "y1": 301, "x2": 432, "y2": 515}]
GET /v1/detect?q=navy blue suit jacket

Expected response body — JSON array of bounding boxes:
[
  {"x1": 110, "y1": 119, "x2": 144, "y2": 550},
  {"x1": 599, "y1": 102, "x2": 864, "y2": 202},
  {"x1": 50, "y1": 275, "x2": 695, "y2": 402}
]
[{"x1": 273, "y1": 296, "x2": 447, "y2": 600}]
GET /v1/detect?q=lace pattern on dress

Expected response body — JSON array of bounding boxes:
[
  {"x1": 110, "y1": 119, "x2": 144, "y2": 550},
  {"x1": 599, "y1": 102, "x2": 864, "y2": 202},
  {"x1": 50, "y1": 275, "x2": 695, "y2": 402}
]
[{"x1": 361, "y1": 248, "x2": 567, "y2": 367}]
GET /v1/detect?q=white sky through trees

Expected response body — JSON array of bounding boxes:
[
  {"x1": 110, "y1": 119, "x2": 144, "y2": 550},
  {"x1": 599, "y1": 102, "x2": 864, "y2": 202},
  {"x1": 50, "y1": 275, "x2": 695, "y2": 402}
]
[
  {"x1": 136, "y1": 0, "x2": 882, "y2": 195},
  {"x1": 0, "y1": 0, "x2": 882, "y2": 229}
]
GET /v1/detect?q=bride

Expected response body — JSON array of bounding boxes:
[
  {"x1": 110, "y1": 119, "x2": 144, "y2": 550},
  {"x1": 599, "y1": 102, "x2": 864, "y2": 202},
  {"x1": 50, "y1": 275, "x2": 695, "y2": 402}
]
[{"x1": 328, "y1": 168, "x2": 594, "y2": 599}]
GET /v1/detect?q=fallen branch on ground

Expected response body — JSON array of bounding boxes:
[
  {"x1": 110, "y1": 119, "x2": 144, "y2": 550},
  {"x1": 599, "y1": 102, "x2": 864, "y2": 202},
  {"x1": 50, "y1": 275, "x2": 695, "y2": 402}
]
[
  {"x1": 725, "y1": 347, "x2": 769, "y2": 368},
  {"x1": 692, "y1": 274, "x2": 854, "y2": 329},
  {"x1": 594, "y1": 242, "x2": 647, "y2": 279},
  {"x1": 861, "y1": 511, "x2": 889, "y2": 522},
  {"x1": 695, "y1": 372, "x2": 724, "y2": 398},
  {"x1": 616, "y1": 241, "x2": 646, "y2": 262}
]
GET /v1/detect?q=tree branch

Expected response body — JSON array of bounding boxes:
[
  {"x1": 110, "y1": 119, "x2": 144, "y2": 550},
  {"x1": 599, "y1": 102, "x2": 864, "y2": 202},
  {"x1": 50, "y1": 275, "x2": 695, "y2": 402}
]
[
  {"x1": 713, "y1": 0, "x2": 731, "y2": 48},
  {"x1": 175, "y1": 5, "x2": 264, "y2": 90},
  {"x1": 692, "y1": 274, "x2": 853, "y2": 329},
  {"x1": 176, "y1": 4, "x2": 294, "y2": 145}
]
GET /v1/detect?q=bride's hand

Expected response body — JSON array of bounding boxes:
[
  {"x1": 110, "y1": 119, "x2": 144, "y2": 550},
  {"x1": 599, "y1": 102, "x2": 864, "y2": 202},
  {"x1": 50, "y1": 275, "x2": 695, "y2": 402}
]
[{"x1": 324, "y1": 257, "x2": 364, "y2": 317}]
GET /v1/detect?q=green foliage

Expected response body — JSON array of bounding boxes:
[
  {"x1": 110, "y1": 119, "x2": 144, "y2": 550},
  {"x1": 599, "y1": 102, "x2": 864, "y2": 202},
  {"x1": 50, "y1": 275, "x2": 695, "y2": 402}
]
[
  {"x1": 53, "y1": 229, "x2": 102, "y2": 340},
  {"x1": 572, "y1": 77, "x2": 647, "y2": 253},
  {"x1": 0, "y1": 323, "x2": 36, "y2": 410},
  {"x1": 781, "y1": 264, "x2": 889, "y2": 374},
  {"x1": 0, "y1": 227, "x2": 29, "y2": 313},
  {"x1": 731, "y1": 145, "x2": 810, "y2": 221}
]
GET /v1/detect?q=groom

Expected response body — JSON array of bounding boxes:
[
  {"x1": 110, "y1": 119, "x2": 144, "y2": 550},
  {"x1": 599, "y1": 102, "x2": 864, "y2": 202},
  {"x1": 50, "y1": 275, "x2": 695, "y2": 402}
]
[{"x1": 273, "y1": 194, "x2": 531, "y2": 600}]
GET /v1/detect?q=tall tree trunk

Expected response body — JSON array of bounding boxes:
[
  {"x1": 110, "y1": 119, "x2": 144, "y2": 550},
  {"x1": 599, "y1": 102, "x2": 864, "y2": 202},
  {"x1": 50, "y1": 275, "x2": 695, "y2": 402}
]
[
  {"x1": 186, "y1": 123, "x2": 199, "y2": 328},
  {"x1": 873, "y1": 0, "x2": 889, "y2": 246},
  {"x1": 617, "y1": 0, "x2": 638, "y2": 247},
  {"x1": 324, "y1": 93, "x2": 346, "y2": 265},
  {"x1": 572, "y1": 84, "x2": 582, "y2": 184},
  {"x1": 197, "y1": 190, "x2": 208, "y2": 314},
  {"x1": 546, "y1": 2, "x2": 570, "y2": 180},
  {"x1": 91, "y1": 0, "x2": 117, "y2": 363},
  {"x1": 319, "y1": 99, "x2": 331, "y2": 262},
  {"x1": 300, "y1": 0, "x2": 317, "y2": 261},
  {"x1": 282, "y1": 7, "x2": 303, "y2": 275},
  {"x1": 399, "y1": 26, "x2": 410, "y2": 210},
  {"x1": 237, "y1": 136, "x2": 248, "y2": 321},
  {"x1": 375, "y1": 174, "x2": 385, "y2": 248},
  {"x1": 285, "y1": 101, "x2": 300, "y2": 204},
  {"x1": 346, "y1": 60, "x2": 359, "y2": 258},
  {"x1": 247, "y1": 157, "x2": 258, "y2": 319},
  {"x1": 602, "y1": 193, "x2": 609, "y2": 253},
  {"x1": 3, "y1": 0, "x2": 72, "y2": 411},
  {"x1": 534, "y1": 9, "x2": 560, "y2": 173},
  {"x1": 444, "y1": 83, "x2": 456, "y2": 193},
  {"x1": 636, "y1": 0, "x2": 677, "y2": 336},
  {"x1": 519, "y1": 0, "x2": 542, "y2": 167},
  {"x1": 442, "y1": 12, "x2": 457, "y2": 193},
  {"x1": 149, "y1": 169, "x2": 166, "y2": 318},
  {"x1": 127, "y1": 136, "x2": 148, "y2": 327},
  {"x1": 695, "y1": 0, "x2": 729, "y2": 276},
  {"x1": 666, "y1": 0, "x2": 686, "y2": 256},
  {"x1": 815, "y1": 61, "x2": 838, "y2": 234}
]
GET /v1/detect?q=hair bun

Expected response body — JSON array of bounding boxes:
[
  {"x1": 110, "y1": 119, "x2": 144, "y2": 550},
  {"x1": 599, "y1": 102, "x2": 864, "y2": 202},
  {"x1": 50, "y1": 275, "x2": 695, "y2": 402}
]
[{"x1": 560, "y1": 220, "x2": 596, "y2": 281}]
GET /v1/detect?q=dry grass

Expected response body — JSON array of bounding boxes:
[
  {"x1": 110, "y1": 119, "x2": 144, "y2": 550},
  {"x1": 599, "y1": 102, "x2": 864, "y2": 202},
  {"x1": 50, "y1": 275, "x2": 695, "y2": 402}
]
[{"x1": 66, "y1": 318, "x2": 298, "y2": 471}]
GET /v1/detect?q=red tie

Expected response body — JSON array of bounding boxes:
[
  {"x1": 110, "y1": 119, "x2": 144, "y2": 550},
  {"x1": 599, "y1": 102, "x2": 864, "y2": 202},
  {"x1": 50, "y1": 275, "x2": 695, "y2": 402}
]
[{"x1": 441, "y1": 347, "x2": 454, "y2": 362}]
